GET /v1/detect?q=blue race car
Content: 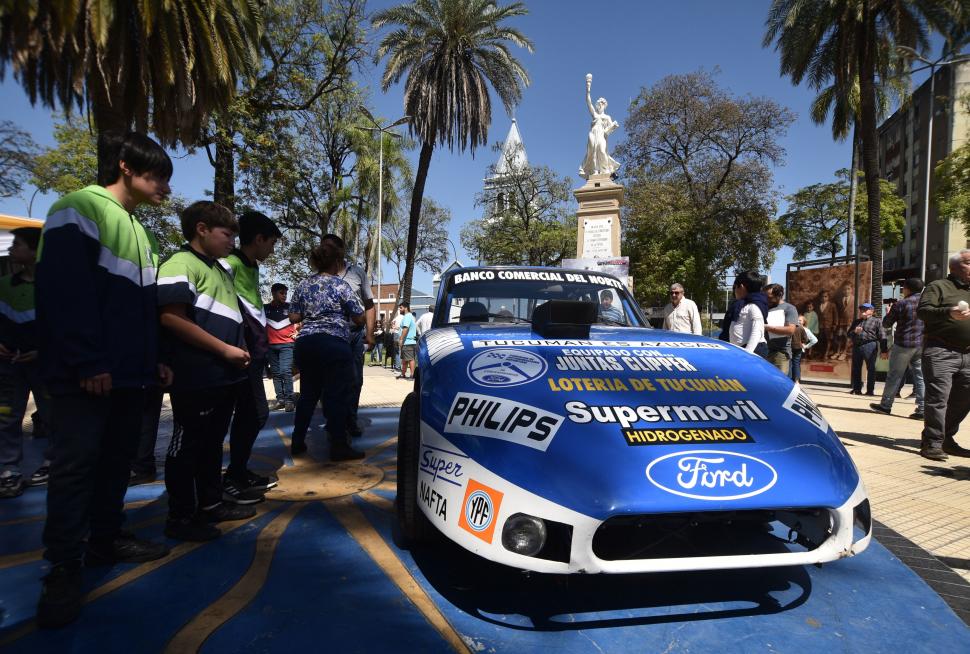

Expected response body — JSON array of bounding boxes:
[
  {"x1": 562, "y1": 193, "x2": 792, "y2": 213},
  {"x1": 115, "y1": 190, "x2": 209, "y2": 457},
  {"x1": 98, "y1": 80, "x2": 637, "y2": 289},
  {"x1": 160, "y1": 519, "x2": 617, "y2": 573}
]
[{"x1": 396, "y1": 266, "x2": 871, "y2": 573}]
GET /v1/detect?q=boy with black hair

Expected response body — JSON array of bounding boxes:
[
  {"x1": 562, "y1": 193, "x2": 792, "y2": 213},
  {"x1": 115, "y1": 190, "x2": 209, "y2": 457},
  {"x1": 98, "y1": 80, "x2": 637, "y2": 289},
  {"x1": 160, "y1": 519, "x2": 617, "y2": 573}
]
[
  {"x1": 35, "y1": 131, "x2": 174, "y2": 628},
  {"x1": 224, "y1": 211, "x2": 282, "y2": 501},
  {"x1": 265, "y1": 282, "x2": 297, "y2": 411},
  {"x1": 0, "y1": 227, "x2": 50, "y2": 498},
  {"x1": 158, "y1": 202, "x2": 254, "y2": 541}
]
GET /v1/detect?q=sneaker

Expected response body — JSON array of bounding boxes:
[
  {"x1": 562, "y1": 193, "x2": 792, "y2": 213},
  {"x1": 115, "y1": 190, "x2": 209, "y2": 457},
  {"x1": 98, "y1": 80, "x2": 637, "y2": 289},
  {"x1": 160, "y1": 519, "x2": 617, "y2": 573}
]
[
  {"x1": 235, "y1": 469, "x2": 278, "y2": 491},
  {"x1": 128, "y1": 469, "x2": 157, "y2": 486},
  {"x1": 869, "y1": 403, "x2": 891, "y2": 415},
  {"x1": 909, "y1": 411, "x2": 924, "y2": 420},
  {"x1": 30, "y1": 464, "x2": 50, "y2": 486},
  {"x1": 330, "y1": 442, "x2": 365, "y2": 462},
  {"x1": 848, "y1": 390, "x2": 861, "y2": 395},
  {"x1": 284, "y1": 401, "x2": 295, "y2": 413},
  {"x1": 942, "y1": 440, "x2": 970, "y2": 458},
  {"x1": 36, "y1": 562, "x2": 83, "y2": 629},
  {"x1": 165, "y1": 517, "x2": 221, "y2": 542},
  {"x1": 269, "y1": 400, "x2": 284, "y2": 411},
  {"x1": 222, "y1": 477, "x2": 266, "y2": 505},
  {"x1": 201, "y1": 503, "x2": 257, "y2": 523},
  {"x1": 86, "y1": 531, "x2": 170, "y2": 565},
  {"x1": 920, "y1": 448, "x2": 949, "y2": 462},
  {"x1": 396, "y1": 374, "x2": 409, "y2": 380},
  {"x1": 0, "y1": 472, "x2": 25, "y2": 499},
  {"x1": 864, "y1": 391, "x2": 875, "y2": 396}
]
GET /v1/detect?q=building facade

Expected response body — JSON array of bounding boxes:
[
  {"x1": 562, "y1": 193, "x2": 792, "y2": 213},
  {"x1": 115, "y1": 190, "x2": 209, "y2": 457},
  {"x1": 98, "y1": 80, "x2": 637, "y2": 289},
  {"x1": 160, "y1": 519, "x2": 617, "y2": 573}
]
[{"x1": 879, "y1": 61, "x2": 970, "y2": 283}]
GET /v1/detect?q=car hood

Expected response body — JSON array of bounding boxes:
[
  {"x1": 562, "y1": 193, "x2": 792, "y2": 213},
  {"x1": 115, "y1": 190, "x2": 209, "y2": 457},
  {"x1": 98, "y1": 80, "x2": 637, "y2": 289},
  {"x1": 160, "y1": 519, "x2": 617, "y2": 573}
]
[{"x1": 418, "y1": 324, "x2": 860, "y2": 520}]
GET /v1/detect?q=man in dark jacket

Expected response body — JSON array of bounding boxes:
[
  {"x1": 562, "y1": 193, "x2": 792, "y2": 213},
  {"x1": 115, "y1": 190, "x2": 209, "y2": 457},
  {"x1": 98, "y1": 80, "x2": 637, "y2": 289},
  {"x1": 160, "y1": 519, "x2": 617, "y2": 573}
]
[
  {"x1": 917, "y1": 249, "x2": 970, "y2": 461},
  {"x1": 848, "y1": 303, "x2": 887, "y2": 396}
]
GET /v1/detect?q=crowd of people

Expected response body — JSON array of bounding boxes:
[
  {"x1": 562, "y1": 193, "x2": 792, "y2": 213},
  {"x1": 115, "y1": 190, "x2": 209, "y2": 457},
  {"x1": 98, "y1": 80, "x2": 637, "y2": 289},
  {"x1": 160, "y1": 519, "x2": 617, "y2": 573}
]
[{"x1": 0, "y1": 132, "x2": 382, "y2": 628}]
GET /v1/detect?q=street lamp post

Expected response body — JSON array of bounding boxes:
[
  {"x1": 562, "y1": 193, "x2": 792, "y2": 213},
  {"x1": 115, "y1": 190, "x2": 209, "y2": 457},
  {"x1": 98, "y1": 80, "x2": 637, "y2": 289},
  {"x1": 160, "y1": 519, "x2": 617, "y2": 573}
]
[
  {"x1": 358, "y1": 108, "x2": 409, "y2": 321},
  {"x1": 897, "y1": 47, "x2": 970, "y2": 281}
]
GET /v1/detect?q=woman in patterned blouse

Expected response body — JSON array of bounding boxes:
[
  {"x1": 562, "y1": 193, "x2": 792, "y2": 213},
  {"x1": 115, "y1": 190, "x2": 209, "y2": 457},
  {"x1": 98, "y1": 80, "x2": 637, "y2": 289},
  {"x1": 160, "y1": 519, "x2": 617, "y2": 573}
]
[{"x1": 288, "y1": 241, "x2": 365, "y2": 461}]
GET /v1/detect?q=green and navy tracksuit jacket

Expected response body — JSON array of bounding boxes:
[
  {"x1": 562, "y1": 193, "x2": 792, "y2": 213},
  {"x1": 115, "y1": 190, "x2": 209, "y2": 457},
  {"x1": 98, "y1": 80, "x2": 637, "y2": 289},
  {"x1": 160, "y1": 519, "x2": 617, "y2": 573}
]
[
  {"x1": 36, "y1": 185, "x2": 160, "y2": 394},
  {"x1": 0, "y1": 272, "x2": 38, "y2": 354},
  {"x1": 157, "y1": 245, "x2": 246, "y2": 391},
  {"x1": 225, "y1": 250, "x2": 268, "y2": 360}
]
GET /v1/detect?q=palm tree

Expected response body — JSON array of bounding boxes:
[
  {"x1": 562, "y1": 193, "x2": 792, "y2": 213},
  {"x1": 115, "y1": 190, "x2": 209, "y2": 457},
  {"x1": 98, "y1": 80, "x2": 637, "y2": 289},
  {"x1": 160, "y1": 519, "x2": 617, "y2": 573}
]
[
  {"x1": 764, "y1": 0, "x2": 957, "y2": 307},
  {"x1": 372, "y1": 0, "x2": 533, "y2": 302},
  {"x1": 0, "y1": 1, "x2": 261, "y2": 181}
]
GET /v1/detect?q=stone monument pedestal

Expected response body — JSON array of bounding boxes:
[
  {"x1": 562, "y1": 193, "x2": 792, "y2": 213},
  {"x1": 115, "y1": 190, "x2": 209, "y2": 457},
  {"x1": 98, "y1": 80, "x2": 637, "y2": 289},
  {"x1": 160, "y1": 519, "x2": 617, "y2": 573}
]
[{"x1": 574, "y1": 174, "x2": 623, "y2": 259}]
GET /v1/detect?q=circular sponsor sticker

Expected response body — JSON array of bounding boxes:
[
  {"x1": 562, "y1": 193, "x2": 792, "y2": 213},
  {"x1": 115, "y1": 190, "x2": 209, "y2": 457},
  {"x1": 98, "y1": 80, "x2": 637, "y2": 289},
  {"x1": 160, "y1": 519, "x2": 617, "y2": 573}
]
[
  {"x1": 464, "y1": 490, "x2": 494, "y2": 531},
  {"x1": 467, "y1": 348, "x2": 547, "y2": 387}
]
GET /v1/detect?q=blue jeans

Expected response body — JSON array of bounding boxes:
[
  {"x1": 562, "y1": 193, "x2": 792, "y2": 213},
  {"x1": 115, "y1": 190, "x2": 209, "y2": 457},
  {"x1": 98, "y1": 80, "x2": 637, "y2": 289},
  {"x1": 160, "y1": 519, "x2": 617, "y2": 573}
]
[
  {"x1": 0, "y1": 359, "x2": 51, "y2": 474},
  {"x1": 790, "y1": 349, "x2": 804, "y2": 382},
  {"x1": 292, "y1": 334, "x2": 352, "y2": 446},
  {"x1": 267, "y1": 343, "x2": 295, "y2": 402},
  {"x1": 371, "y1": 341, "x2": 383, "y2": 363},
  {"x1": 879, "y1": 345, "x2": 924, "y2": 411},
  {"x1": 851, "y1": 341, "x2": 879, "y2": 393}
]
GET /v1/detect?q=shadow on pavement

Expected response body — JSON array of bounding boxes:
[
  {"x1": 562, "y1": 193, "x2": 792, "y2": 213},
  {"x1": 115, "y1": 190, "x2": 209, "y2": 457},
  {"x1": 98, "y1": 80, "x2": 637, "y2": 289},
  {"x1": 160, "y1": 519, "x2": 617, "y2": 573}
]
[
  {"x1": 921, "y1": 465, "x2": 970, "y2": 481},
  {"x1": 836, "y1": 431, "x2": 922, "y2": 455},
  {"x1": 407, "y1": 536, "x2": 813, "y2": 631}
]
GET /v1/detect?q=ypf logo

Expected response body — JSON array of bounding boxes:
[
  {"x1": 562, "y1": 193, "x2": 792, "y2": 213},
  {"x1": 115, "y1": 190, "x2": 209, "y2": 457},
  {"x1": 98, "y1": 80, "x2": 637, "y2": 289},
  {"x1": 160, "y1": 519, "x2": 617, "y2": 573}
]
[
  {"x1": 467, "y1": 348, "x2": 547, "y2": 387},
  {"x1": 458, "y1": 479, "x2": 504, "y2": 543}
]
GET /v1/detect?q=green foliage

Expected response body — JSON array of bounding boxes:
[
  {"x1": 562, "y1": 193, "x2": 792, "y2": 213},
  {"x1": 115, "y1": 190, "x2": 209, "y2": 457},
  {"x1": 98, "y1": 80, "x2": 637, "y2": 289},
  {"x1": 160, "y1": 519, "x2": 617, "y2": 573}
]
[
  {"x1": 372, "y1": 0, "x2": 534, "y2": 302},
  {"x1": 935, "y1": 141, "x2": 970, "y2": 238},
  {"x1": 777, "y1": 169, "x2": 906, "y2": 261},
  {"x1": 461, "y1": 143, "x2": 576, "y2": 266},
  {"x1": 0, "y1": 121, "x2": 37, "y2": 198},
  {"x1": 383, "y1": 197, "x2": 451, "y2": 291},
  {"x1": 616, "y1": 70, "x2": 792, "y2": 310},
  {"x1": 29, "y1": 115, "x2": 184, "y2": 258}
]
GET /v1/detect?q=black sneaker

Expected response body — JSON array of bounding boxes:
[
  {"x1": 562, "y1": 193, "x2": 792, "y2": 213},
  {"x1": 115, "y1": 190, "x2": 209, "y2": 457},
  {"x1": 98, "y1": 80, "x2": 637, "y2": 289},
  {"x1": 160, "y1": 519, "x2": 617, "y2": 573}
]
[
  {"x1": 284, "y1": 401, "x2": 295, "y2": 412},
  {"x1": 128, "y1": 470, "x2": 157, "y2": 486},
  {"x1": 222, "y1": 477, "x2": 266, "y2": 505},
  {"x1": 909, "y1": 411, "x2": 924, "y2": 420},
  {"x1": 920, "y1": 448, "x2": 948, "y2": 462},
  {"x1": 869, "y1": 403, "x2": 892, "y2": 415},
  {"x1": 291, "y1": 440, "x2": 308, "y2": 458},
  {"x1": 243, "y1": 470, "x2": 278, "y2": 490},
  {"x1": 164, "y1": 517, "x2": 221, "y2": 542},
  {"x1": 201, "y1": 503, "x2": 257, "y2": 523},
  {"x1": 29, "y1": 464, "x2": 50, "y2": 486},
  {"x1": 36, "y1": 561, "x2": 83, "y2": 629},
  {"x1": 942, "y1": 440, "x2": 970, "y2": 458},
  {"x1": 86, "y1": 531, "x2": 170, "y2": 565},
  {"x1": 0, "y1": 472, "x2": 25, "y2": 499},
  {"x1": 330, "y1": 442, "x2": 365, "y2": 462}
]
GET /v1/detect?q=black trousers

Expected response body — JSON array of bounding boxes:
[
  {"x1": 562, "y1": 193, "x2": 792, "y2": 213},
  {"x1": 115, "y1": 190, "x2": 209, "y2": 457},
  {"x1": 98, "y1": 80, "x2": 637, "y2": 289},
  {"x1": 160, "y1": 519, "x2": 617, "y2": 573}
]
[
  {"x1": 293, "y1": 334, "x2": 352, "y2": 446},
  {"x1": 43, "y1": 388, "x2": 146, "y2": 564},
  {"x1": 227, "y1": 359, "x2": 268, "y2": 479},
  {"x1": 131, "y1": 387, "x2": 164, "y2": 476},
  {"x1": 166, "y1": 384, "x2": 238, "y2": 520}
]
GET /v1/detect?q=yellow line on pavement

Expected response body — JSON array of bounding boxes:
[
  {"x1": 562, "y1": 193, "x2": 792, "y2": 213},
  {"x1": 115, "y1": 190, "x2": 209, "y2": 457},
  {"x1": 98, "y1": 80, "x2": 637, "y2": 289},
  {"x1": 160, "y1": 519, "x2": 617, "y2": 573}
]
[
  {"x1": 324, "y1": 496, "x2": 470, "y2": 654},
  {"x1": 375, "y1": 481, "x2": 396, "y2": 494},
  {"x1": 0, "y1": 503, "x2": 281, "y2": 648},
  {"x1": 365, "y1": 436, "x2": 399, "y2": 462},
  {"x1": 275, "y1": 427, "x2": 291, "y2": 450},
  {"x1": 357, "y1": 491, "x2": 394, "y2": 512},
  {"x1": 164, "y1": 503, "x2": 305, "y2": 653}
]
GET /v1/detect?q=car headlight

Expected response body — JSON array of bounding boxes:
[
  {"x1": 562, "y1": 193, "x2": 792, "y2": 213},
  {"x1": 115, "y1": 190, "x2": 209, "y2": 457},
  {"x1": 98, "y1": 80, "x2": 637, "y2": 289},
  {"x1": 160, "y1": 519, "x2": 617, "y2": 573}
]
[{"x1": 502, "y1": 513, "x2": 547, "y2": 557}]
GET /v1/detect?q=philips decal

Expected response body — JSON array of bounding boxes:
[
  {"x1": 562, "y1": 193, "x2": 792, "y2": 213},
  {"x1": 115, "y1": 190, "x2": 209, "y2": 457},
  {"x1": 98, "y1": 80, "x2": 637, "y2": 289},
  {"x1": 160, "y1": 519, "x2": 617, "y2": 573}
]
[
  {"x1": 446, "y1": 392, "x2": 563, "y2": 451},
  {"x1": 467, "y1": 348, "x2": 547, "y2": 387},
  {"x1": 645, "y1": 450, "x2": 778, "y2": 501}
]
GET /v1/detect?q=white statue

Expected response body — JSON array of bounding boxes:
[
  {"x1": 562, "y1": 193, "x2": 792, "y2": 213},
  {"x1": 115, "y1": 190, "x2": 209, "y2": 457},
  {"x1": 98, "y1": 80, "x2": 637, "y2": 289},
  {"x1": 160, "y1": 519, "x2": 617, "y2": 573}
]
[{"x1": 579, "y1": 73, "x2": 620, "y2": 179}]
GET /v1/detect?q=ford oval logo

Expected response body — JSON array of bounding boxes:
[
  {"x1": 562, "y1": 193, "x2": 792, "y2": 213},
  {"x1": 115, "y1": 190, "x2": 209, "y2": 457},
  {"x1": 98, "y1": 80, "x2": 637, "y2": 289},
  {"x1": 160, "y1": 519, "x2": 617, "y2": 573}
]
[
  {"x1": 467, "y1": 348, "x2": 547, "y2": 387},
  {"x1": 645, "y1": 450, "x2": 778, "y2": 501}
]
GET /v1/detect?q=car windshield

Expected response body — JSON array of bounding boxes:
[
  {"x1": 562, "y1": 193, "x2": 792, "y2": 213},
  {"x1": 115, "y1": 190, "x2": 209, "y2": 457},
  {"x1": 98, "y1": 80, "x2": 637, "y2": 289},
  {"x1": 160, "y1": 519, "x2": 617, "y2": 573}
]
[{"x1": 440, "y1": 269, "x2": 644, "y2": 327}]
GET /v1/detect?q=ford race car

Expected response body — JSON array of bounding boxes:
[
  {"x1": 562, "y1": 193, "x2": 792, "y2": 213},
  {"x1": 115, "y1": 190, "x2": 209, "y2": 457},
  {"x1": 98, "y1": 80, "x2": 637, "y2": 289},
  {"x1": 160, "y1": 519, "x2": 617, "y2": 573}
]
[{"x1": 396, "y1": 266, "x2": 872, "y2": 574}]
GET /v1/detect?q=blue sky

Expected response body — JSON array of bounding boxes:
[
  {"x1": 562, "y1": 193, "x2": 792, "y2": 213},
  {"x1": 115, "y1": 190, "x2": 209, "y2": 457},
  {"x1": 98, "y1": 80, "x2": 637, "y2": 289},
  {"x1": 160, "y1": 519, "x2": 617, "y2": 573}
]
[{"x1": 0, "y1": 0, "x2": 937, "y2": 296}]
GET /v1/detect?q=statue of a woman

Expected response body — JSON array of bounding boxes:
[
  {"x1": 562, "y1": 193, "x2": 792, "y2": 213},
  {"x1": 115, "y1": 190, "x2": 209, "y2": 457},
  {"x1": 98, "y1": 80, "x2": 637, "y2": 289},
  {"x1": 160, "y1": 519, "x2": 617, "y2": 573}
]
[{"x1": 579, "y1": 73, "x2": 620, "y2": 179}]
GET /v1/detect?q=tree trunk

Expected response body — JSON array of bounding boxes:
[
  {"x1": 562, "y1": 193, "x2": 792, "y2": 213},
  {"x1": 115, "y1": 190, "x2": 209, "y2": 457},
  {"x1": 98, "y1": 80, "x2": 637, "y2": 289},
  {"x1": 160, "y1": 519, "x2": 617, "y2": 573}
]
[
  {"x1": 213, "y1": 133, "x2": 236, "y2": 211},
  {"x1": 401, "y1": 141, "x2": 434, "y2": 304},
  {"x1": 857, "y1": 13, "x2": 883, "y2": 309},
  {"x1": 90, "y1": 77, "x2": 130, "y2": 186}
]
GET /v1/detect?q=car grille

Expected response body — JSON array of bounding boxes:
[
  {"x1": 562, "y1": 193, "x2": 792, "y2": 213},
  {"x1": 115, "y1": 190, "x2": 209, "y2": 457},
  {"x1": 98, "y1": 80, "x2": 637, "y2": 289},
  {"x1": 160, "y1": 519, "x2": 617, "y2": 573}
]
[{"x1": 592, "y1": 509, "x2": 833, "y2": 561}]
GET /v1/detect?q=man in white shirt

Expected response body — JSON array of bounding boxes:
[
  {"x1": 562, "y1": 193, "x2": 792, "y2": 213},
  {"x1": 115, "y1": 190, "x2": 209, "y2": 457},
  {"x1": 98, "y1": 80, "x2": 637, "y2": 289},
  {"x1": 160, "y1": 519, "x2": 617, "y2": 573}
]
[
  {"x1": 415, "y1": 305, "x2": 434, "y2": 337},
  {"x1": 662, "y1": 283, "x2": 702, "y2": 335}
]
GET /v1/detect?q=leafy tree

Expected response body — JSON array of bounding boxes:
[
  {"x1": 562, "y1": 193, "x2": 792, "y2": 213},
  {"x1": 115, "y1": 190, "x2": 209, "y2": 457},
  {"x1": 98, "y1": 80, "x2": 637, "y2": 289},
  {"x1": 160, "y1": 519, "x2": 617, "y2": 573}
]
[
  {"x1": 616, "y1": 70, "x2": 793, "y2": 309},
  {"x1": 0, "y1": 1, "x2": 262, "y2": 180},
  {"x1": 778, "y1": 169, "x2": 905, "y2": 261},
  {"x1": 934, "y1": 92, "x2": 970, "y2": 238},
  {"x1": 210, "y1": 0, "x2": 366, "y2": 208},
  {"x1": 0, "y1": 121, "x2": 37, "y2": 198},
  {"x1": 29, "y1": 116, "x2": 183, "y2": 257},
  {"x1": 461, "y1": 142, "x2": 575, "y2": 266},
  {"x1": 383, "y1": 197, "x2": 451, "y2": 297},
  {"x1": 764, "y1": 0, "x2": 964, "y2": 308},
  {"x1": 372, "y1": 0, "x2": 533, "y2": 303}
]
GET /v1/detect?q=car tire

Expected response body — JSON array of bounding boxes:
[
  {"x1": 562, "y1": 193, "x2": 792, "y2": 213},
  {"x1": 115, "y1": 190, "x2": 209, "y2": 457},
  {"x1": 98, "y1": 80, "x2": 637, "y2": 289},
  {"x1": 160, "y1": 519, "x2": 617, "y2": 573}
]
[{"x1": 396, "y1": 391, "x2": 435, "y2": 546}]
